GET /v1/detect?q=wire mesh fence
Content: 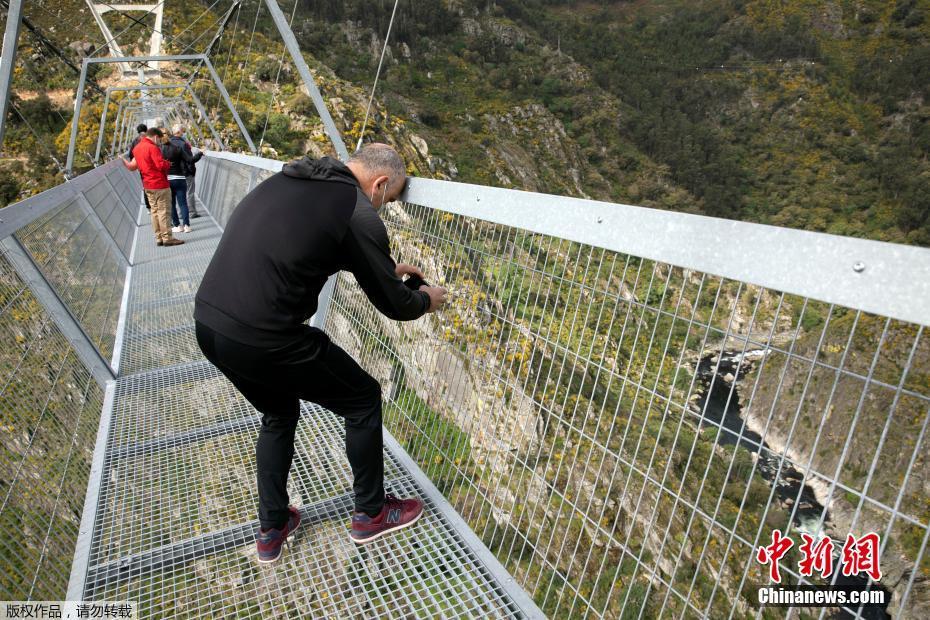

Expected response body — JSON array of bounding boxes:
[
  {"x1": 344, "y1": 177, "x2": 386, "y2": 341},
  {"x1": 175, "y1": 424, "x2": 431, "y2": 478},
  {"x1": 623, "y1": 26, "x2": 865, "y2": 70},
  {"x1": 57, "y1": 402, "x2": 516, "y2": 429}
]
[
  {"x1": 9, "y1": 163, "x2": 132, "y2": 364},
  {"x1": 73, "y1": 168, "x2": 137, "y2": 260},
  {"x1": 0, "y1": 242, "x2": 104, "y2": 600},
  {"x1": 319, "y1": 195, "x2": 930, "y2": 619},
  {"x1": 0, "y1": 161, "x2": 137, "y2": 600},
  {"x1": 198, "y1": 154, "x2": 257, "y2": 229}
]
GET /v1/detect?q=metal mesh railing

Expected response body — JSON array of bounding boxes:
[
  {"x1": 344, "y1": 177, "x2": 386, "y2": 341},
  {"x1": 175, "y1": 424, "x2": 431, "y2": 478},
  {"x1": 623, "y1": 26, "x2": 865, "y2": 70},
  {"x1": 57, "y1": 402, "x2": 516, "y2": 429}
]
[
  {"x1": 320, "y1": 192, "x2": 929, "y2": 618},
  {"x1": 5, "y1": 142, "x2": 927, "y2": 619},
  {"x1": 197, "y1": 154, "x2": 281, "y2": 230},
  {"x1": 0, "y1": 242, "x2": 105, "y2": 599},
  {"x1": 8, "y1": 162, "x2": 136, "y2": 363},
  {"x1": 195, "y1": 151, "x2": 930, "y2": 618},
  {"x1": 0, "y1": 160, "x2": 137, "y2": 600},
  {"x1": 73, "y1": 171, "x2": 136, "y2": 260},
  {"x1": 198, "y1": 156, "x2": 258, "y2": 229}
]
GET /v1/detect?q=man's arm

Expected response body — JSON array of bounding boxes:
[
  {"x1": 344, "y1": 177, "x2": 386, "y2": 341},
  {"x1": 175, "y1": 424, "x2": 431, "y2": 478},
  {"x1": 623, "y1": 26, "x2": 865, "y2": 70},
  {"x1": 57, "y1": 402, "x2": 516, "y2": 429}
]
[
  {"x1": 125, "y1": 137, "x2": 137, "y2": 161},
  {"x1": 343, "y1": 205, "x2": 432, "y2": 321},
  {"x1": 174, "y1": 140, "x2": 194, "y2": 163},
  {"x1": 186, "y1": 142, "x2": 203, "y2": 163},
  {"x1": 152, "y1": 143, "x2": 172, "y2": 173}
]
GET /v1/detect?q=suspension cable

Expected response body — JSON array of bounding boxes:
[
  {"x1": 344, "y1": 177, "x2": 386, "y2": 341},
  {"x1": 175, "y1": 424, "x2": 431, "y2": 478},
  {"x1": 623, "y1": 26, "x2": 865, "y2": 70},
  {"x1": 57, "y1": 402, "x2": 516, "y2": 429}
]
[
  {"x1": 9, "y1": 102, "x2": 65, "y2": 173},
  {"x1": 219, "y1": 0, "x2": 243, "y2": 115},
  {"x1": 16, "y1": 56, "x2": 70, "y2": 128},
  {"x1": 220, "y1": 0, "x2": 243, "y2": 89},
  {"x1": 186, "y1": 1, "x2": 241, "y2": 138},
  {"x1": 0, "y1": 0, "x2": 105, "y2": 95},
  {"x1": 258, "y1": 0, "x2": 300, "y2": 151},
  {"x1": 356, "y1": 0, "x2": 400, "y2": 153},
  {"x1": 176, "y1": 0, "x2": 228, "y2": 56},
  {"x1": 235, "y1": 0, "x2": 264, "y2": 109}
]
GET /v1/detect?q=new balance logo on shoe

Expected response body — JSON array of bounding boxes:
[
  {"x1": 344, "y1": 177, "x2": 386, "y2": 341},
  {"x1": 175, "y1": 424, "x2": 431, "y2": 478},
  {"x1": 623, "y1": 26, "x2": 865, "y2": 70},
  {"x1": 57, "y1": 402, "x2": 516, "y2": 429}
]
[{"x1": 350, "y1": 495, "x2": 424, "y2": 545}]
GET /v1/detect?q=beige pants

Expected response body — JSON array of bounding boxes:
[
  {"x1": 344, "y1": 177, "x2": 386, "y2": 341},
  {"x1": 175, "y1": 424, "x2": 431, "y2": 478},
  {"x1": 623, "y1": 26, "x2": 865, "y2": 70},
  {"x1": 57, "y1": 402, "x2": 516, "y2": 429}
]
[{"x1": 145, "y1": 188, "x2": 173, "y2": 242}]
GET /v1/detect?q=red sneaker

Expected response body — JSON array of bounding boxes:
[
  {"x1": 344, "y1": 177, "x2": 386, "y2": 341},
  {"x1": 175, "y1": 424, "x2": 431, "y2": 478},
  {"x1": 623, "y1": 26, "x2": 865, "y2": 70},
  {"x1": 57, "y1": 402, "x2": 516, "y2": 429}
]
[
  {"x1": 350, "y1": 494, "x2": 424, "y2": 545},
  {"x1": 256, "y1": 506, "x2": 301, "y2": 563}
]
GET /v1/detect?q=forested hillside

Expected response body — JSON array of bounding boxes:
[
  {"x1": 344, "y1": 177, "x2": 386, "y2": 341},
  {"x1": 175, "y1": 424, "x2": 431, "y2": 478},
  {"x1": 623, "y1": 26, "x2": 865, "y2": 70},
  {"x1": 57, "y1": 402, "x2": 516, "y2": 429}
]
[{"x1": 2, "y1": 0, "x2": 928, "y2": 246}]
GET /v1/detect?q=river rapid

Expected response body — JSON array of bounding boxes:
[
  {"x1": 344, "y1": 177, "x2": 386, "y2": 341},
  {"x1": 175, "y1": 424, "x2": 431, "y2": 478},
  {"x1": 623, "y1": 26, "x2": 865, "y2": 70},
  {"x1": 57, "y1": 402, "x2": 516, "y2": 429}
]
[{"x1": 695, "y1": 352, "x2": 890, "y2": 619}]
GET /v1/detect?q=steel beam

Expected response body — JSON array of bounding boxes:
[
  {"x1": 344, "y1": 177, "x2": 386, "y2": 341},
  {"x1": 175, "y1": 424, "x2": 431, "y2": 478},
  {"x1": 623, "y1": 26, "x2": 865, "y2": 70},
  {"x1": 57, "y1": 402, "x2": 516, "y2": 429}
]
[
  {"x1": 203, "y1": 150, "x2": 930, "y2": 327},
  {"x1": 84, "y1": 0, "x2": 130, "y2": 74},
  {"x1": 0, "y1": 0, "x2": 24, "y2": 152},
  {"x1": 93, "y1": 89, "x2": 112, "y2": 164},
  {"x1": 68, "y1": 55, "x2": 248, "y2": 174},
  {"x1": 94, "y1": 3, "x2": 159, "y2": 11},
  {"x1": 66, "y1": 380, "x2": 116, "y2": 600},
  {"x1": 400, "y1": 176, "x2": 930, "y2": 327},
  {"x1": 65, "y1": 59, "x2": 91, "y2": 176},
  {"x1": 110, "y1": 99, "x2": 126, "y2": 156},
  {"x1": 185, "y1": 85, "x2": 225, "y2": 150},
  {"x1": 262, "y1": 0, "x2": 348, "y2": 160},
  {"x1": 201, "y1": 57, "x2": 254, "y2": 153},
  {"x1": 95, "y1": 84, "x2": 187, "y2": 163},
  {"x1": 259, "y1": 0, "x2": 346, "y2": 326},
  {"x1": 109, "y1": 414, "x2": 261, "y2": 460},
  {"x1": 186, "y1": 2, "x2": 241, "y2": 87}
]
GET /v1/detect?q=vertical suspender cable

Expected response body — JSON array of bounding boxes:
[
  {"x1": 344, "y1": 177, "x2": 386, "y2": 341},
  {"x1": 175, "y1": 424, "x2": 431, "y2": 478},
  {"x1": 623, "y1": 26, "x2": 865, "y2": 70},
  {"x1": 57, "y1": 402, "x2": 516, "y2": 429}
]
[
  {"x1": 258, "y1": 0, "x2": 300, "y2": 150},
  {"x1": 356, "y1": 0, "x2": 400, "y2": 153},
  {"x1": 236, "y1": 0, "x2": 263, "y2": 109}
]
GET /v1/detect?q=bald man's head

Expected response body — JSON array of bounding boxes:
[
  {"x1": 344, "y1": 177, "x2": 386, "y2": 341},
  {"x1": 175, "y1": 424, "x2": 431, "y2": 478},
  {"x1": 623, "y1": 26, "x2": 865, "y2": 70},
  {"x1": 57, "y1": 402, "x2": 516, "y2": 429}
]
[{"x1": 346, "y1": 144, "x2": 407, "y2": 208}]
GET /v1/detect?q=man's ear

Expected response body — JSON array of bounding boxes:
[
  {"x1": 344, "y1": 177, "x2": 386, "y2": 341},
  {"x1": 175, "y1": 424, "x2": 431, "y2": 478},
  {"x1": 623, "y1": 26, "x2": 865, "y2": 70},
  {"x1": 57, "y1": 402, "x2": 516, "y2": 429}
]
[{"x1": 373, "y1": 174, "x2": 391, "y2": 194}]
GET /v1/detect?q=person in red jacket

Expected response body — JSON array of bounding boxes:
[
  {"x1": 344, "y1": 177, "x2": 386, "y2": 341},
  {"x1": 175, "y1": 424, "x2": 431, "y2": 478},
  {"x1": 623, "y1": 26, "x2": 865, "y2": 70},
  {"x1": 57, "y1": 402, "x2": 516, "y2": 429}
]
[{"x1": 123, "y1": 127, "x2": 184, "y2": 247}]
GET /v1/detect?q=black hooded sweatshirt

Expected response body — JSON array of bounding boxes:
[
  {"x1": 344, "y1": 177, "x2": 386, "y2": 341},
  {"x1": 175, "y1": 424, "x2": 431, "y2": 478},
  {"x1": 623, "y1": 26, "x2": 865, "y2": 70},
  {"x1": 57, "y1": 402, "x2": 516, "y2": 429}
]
[{"x1": 194, "y1": 156, "x2": 430, "y2": 347}]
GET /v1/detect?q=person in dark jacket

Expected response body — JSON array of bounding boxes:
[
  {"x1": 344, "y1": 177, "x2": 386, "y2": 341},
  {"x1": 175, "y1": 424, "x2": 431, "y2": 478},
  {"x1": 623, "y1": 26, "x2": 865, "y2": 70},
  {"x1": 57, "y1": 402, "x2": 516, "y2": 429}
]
[
  {"x1": 183, "y1": 139, "x2": 202, "y2": 219},
  {"x1": 166, "y1": 125, "x2": 201, "y2": 233},
  {"x1": 126, "y1": 124, "x2": 151, "y2": 211},
  {"x1": 194, "y1": 144, "x2": 447, "y2": 562}
]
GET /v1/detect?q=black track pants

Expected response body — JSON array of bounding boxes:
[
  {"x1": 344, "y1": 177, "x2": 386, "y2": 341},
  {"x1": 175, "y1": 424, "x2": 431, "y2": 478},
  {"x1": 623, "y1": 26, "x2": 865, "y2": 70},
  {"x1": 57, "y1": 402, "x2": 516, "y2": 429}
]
[{"x1": 195, "y1": 321, "x2": 385, "y2": 530}]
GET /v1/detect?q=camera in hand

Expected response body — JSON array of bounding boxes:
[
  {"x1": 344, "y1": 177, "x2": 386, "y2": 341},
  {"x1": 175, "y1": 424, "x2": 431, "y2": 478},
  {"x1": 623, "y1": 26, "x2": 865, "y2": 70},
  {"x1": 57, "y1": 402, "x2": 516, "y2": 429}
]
[{"x1": 403, "y1": 274, "x2": 429, "y2": 290}]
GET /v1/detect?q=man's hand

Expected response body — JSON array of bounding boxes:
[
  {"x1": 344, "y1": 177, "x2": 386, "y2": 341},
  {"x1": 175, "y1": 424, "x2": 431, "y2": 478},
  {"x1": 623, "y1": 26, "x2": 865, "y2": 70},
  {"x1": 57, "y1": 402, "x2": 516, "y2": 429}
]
[
  {"x1": 395, "y1": 263, "x2": 424, "y2": 279},
  {"x1": 420, "y1": 285, "x2": 448, "y2": 313},
  {"x1": 122, "y1": 157, "x2": 138, "y2": 172}
]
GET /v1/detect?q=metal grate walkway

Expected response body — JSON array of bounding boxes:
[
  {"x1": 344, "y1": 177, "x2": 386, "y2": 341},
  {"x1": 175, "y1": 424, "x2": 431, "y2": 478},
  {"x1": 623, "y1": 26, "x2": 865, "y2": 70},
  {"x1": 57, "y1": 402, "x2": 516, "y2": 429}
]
[{"x1": 69, "y1": 199, "x2": 541, "y2": 618}]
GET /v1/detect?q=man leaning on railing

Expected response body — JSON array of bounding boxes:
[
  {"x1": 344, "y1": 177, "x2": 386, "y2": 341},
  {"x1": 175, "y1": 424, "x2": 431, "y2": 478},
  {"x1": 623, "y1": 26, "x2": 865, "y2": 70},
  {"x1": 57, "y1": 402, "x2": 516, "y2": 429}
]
[{"x1": 193, "y1": 143, "x2": 448, "y2": 563}]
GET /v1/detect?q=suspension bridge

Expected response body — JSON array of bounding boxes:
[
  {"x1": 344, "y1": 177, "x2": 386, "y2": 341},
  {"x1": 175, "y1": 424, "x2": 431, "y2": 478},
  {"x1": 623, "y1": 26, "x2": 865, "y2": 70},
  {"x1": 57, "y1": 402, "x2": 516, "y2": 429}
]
[{"x1": 1, "y1": 1, "x2": 929, "y2": 618}]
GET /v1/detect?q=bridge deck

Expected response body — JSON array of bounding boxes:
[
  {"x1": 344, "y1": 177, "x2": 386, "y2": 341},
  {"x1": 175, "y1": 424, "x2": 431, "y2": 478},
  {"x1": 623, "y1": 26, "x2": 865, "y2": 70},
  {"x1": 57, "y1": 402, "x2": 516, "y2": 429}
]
[{"x1": 72, "y1": 198, "x2": 538, "y2": 618}]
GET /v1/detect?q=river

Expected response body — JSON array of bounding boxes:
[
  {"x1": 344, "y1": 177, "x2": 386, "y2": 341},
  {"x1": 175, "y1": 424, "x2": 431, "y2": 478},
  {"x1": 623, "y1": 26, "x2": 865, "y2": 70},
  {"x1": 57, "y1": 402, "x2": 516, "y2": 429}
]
[{"x1": 695, "y1": 351, "x2": 891, "y2": 619}]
